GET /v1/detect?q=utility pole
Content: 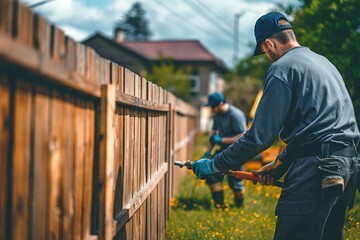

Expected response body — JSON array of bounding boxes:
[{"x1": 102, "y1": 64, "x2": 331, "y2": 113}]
[
  {"x1": 233, "y1": 11, "x2": 245, "y2": 64},
  {"x1": 28, "y1": 0, "x2": 56, "y2": 8}
]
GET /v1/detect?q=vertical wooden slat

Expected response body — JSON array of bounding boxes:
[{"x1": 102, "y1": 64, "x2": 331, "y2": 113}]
[
  {"x1": 32, "y1": 85, "x2": 50, "y2": 240},
  {"x1": 98, "y1": 84, "x2": 115, "y2": 240},
  {"x1": 86, "y1": 48, "x2": 94, "y2": 84},
  {"x1": 139, "y1": 204, "x2": 145, "y2": 240},
  {"x1": 47, "y1": 90, "x2": 64, "y2": 240},
  {"x1": 123, "y1": 69, "x2": 134, "y2": 207},
  {"x1": 141, "y1": 77, "x2": 147, "y2": 187},
  {"x1": 114, "y1": 66, "x2": 124, "y2": 217},
  {"x1": 73, "y1": 98, "x2": 85, "y2": 240},
  {"x1": 146, "y1": 81, "x2": 152, "y2": 183},
  {"x1": 82, "y1": 100, "x2": 95, "y2": 240},
  {"x1": 12, "y1": 79, "x2": 32, "y2": 240},
  {"x1": 52, "y1": 27, "x2": 66, "y2": 63},
  {"x1": 102, "y1": 59, "x2": 111, "y2": 85},
  {"x1": 0, "y1": 74, "x2": 10, "y2": 240},
  {"x1": 61, "y1": 93, "x2": 75, "y2": 240},
  {"x1": 115, "y1": 66, "x2": 123, "y2": 96},
  {"x1": 76, "y1": 44, "x2": 86, "y2": 78},
  {"x1": 126, "y1": 69, "x2": 135, "y2": 239},
  {"x1": 37, "y1": 15, "x2": 51, "y2": 56},
  {"x1": 0, "y1": 0, "x2": 13, "y2": 35},
  {"x1": 134, "y1": 211, "x2": 140, "y2": 240},
  {"x1": 134, "y1": 74, "x2": 140, "y2": 196},
  {"x1": 148, "y1": 82, "x2": 154, "y2": 180},
  {"x1": 17, "y1": 4, "x2": 33, "y2": 46},
  {"x1": 66, "y1": 38, "x2": 77, "y2": 71}
]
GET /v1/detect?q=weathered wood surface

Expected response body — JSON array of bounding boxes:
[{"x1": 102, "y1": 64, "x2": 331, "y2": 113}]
[{"x1": 0, "y1": 1, "x2": 198, "y2": 239}]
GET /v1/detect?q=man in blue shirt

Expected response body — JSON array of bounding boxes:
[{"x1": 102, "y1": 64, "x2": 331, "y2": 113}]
[
  {"x1": 202, "y1": 92, "x2": 247, "y2": 208},
  {"x1": 192, "y1": 12, "x2": 359, "y2": 240}
]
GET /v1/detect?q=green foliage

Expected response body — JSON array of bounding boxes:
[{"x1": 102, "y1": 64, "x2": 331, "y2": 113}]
[
  {"x1": 292, "y1": 0, "x2": 360, "y2": 123},
  {"x1": 224, "y1": 55, "x2": 268, "y2": 118},
  {"x1": 146, "y1": 57, "x2": 193, "y2": 100},
  {"x1": 115, "y1": 2, "x2": 152, "y2": 41}
]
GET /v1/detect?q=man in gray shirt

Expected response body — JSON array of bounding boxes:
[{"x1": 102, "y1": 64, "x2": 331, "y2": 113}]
[
  {"x1": 192, "y1": 12, "x2": 359, "y2": 240},
  {"x1": 202, "y1": 92, "x2": 247, "y2": 208}
]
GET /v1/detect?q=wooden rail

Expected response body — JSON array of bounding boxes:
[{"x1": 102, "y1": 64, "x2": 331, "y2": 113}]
[{"x1": 0, "y1": 1, "x2": 198, "y2": 239}]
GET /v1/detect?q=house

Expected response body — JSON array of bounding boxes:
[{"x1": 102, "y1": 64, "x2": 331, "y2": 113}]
[{"x1": 82, "y1": 31, "x2": 228, "y2": 131}]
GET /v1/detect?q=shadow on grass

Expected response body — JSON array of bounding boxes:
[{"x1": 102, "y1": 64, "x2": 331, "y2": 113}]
[{"x1": 172, "y1": 196, "x2": 212, "y2": 210}]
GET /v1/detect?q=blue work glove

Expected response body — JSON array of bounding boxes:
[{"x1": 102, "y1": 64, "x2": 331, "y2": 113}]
[
  {"x1": 201, "y1": 151, "x2": 211, "y2": 158},
  {"x1": 192, "y1": 158, "x2": 221, "y2": 180},
  {"x1": 210, "y1": 134, "x2": 222, "y2": 144}
]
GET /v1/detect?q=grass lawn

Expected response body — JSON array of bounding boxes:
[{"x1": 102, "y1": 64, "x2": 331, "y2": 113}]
[{"x1": 166, "y1": 133, "x2": 360, "y2": 239}]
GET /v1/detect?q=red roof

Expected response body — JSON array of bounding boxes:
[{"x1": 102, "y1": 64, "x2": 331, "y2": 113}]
[{"x1": 121, "y1": 40, "x2": 217, "y2": 61}]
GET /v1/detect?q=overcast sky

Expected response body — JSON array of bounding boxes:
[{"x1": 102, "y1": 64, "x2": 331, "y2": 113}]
[{"x1": 21, "y1": 0, "x2": 300, "y2": 69}]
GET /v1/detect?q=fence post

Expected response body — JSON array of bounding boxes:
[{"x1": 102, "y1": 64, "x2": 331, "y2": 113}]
[{"x1": 98, "y1": 84, "x2": 116, "y2": 240}]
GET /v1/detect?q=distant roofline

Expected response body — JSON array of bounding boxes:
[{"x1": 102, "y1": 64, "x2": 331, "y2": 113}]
[{"x1": 82, "y1": 31, "x2": 228, "y2": 71}]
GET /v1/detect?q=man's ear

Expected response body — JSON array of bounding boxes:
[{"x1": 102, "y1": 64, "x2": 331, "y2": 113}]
[{"x1": 264, "y1": 38, "x2": 276, "y2": 50}]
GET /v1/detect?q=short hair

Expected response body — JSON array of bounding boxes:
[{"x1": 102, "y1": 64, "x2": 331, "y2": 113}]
[{"x1": 271, "y1": 29, "x2": 296, "y2": 44}]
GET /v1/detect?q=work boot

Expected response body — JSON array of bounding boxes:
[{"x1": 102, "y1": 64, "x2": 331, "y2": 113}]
[
  {"x1": 234, "y1": 190, "x2": 244, "y2": 207},
  {"x1": 211, "y1": 190, "x2": 224, "y2": 208}
]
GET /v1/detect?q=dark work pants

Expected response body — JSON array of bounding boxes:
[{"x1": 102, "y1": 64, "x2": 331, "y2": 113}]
[{"x1": 274, "y1": 155, "x2": 358, "y2": 240}]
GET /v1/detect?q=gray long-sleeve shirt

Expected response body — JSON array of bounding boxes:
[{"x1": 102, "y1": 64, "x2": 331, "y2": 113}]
[{"x1": 214, "y1": 46, "x2": 360, "y2": 171}]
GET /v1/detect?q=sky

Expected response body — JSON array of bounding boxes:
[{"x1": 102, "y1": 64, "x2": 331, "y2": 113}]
[{"x1": 21, "y1": 0, "x2": 300, "y2": 69}]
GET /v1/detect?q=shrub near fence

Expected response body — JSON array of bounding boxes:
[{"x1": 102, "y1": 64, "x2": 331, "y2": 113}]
[{"x1": 0, "y1": 1, "x2": 198, "y2": 239}]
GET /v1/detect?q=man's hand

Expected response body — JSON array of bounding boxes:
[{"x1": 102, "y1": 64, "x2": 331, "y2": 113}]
[
  {"x1": 210, "y1": 134, "x2": 222, "y2": 144},
  {"x1": 253, "y1": 158, "x2": 285, "y2": 186},
  {"x1": 192, "y1": 158, "x2": 220, "y2": 179},
  {"x1": 201, "y1": 151, "x2": 211, "y2": 158}
]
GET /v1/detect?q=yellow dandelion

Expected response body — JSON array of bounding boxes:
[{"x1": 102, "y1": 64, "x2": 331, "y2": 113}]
[
  {"x1": 265, "y1": 192, "x2": 270, "y2": 197},
  {"x1": 170, "y1": 197, "x2": 178, "y2": 207}
]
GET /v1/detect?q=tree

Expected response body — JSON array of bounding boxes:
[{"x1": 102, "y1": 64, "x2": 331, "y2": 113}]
[
  {"x1": 224, "y1": 55, "x2": 269, "y2": 118},
  {"x1": 292, "y1": 0, "x2": 360, "y2": 124},
  {"x1": 115, "y1": 2, "x2": 152, "y2": 41},
  {"x1": 146, "y1": 57, "x2": 193, "y2": 100}
]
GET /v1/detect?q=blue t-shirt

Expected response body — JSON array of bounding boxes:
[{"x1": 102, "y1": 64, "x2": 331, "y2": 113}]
[
  {"x1": 212, "y1": 104, "x2": 247, "y2": 148},
  {"x1": 214, "y1": 46, "x2": 360, "y2": 171}
]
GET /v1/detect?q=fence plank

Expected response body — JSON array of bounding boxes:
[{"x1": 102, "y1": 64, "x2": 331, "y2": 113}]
[
  {"x1": 134, "y1": 74, "x2": 140, "y2": 197},
  {"x1": 12, "y1": 78, "x2": 32, "y2": 240},
  {"x1": 76, "y1": 44, "x2": 86, "y2": 78},
  {"x1": 47, "y1": 90, "x2": 65, "y2": 240},
  {"x1": 17, "y1": 3, "x2": 33, "y2": 46},
  {"x1": 31, "y1": 85, "x2": 50, "y2": 240},
  {"x1": 73, "y1": 98, "x2": 85, "y2": 240},
  {"x1": 114, "y1": 66, "x2": 124, "y2": 218},
  {"x1": 36, "y1": 15, "x2": 51, "y2": 55},
  {"x1": 0, "y1": 73, "x2": 10, "y2": 240},
  {"x1": 140, "y1": 78, "x2": 147, "y2": 188},
  {"x1": 52, "y1": 27, "x2": 66, "y2": 64},
  {"x1": 61, "y1": 93, "x2": 75, "y2": 240},
  {"x1": 0, "y1": 0, "x2": 13, "y2": 35},
  {"x1": 66, "y1": 37, "x2": 76, "y2": 71},
  {"x1": 98, "y1": 84, "x2": 115, "y2": 240},
  {"x1": 82, "y1": 100, "x2": 95, "y2": 240}
]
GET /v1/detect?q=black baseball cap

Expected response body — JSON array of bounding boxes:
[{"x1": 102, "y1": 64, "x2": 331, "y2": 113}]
[
  {"x1": 204, "y1": 92, "x2": 225, "y2": 107},
  {"x1": 253, "y1": 12, "x2": 292, "y2": 56}
]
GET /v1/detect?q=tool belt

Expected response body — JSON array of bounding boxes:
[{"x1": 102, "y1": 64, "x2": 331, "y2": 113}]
[
  {"x1": 290, "y1": 142, "x2": 357, "y2": 199},
  {"x1": 292, "y1": 142, "x2": 357, "y2": 159}
]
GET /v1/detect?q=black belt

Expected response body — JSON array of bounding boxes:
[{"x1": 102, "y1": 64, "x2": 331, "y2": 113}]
[{"x1": 291, "y1": 142, "x2": 357, "y2": 159}]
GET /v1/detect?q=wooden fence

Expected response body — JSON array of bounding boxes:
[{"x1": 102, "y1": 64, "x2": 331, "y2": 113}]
[{"x1": 0, "y1": 1, "x2": 198, "y2": 239}]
